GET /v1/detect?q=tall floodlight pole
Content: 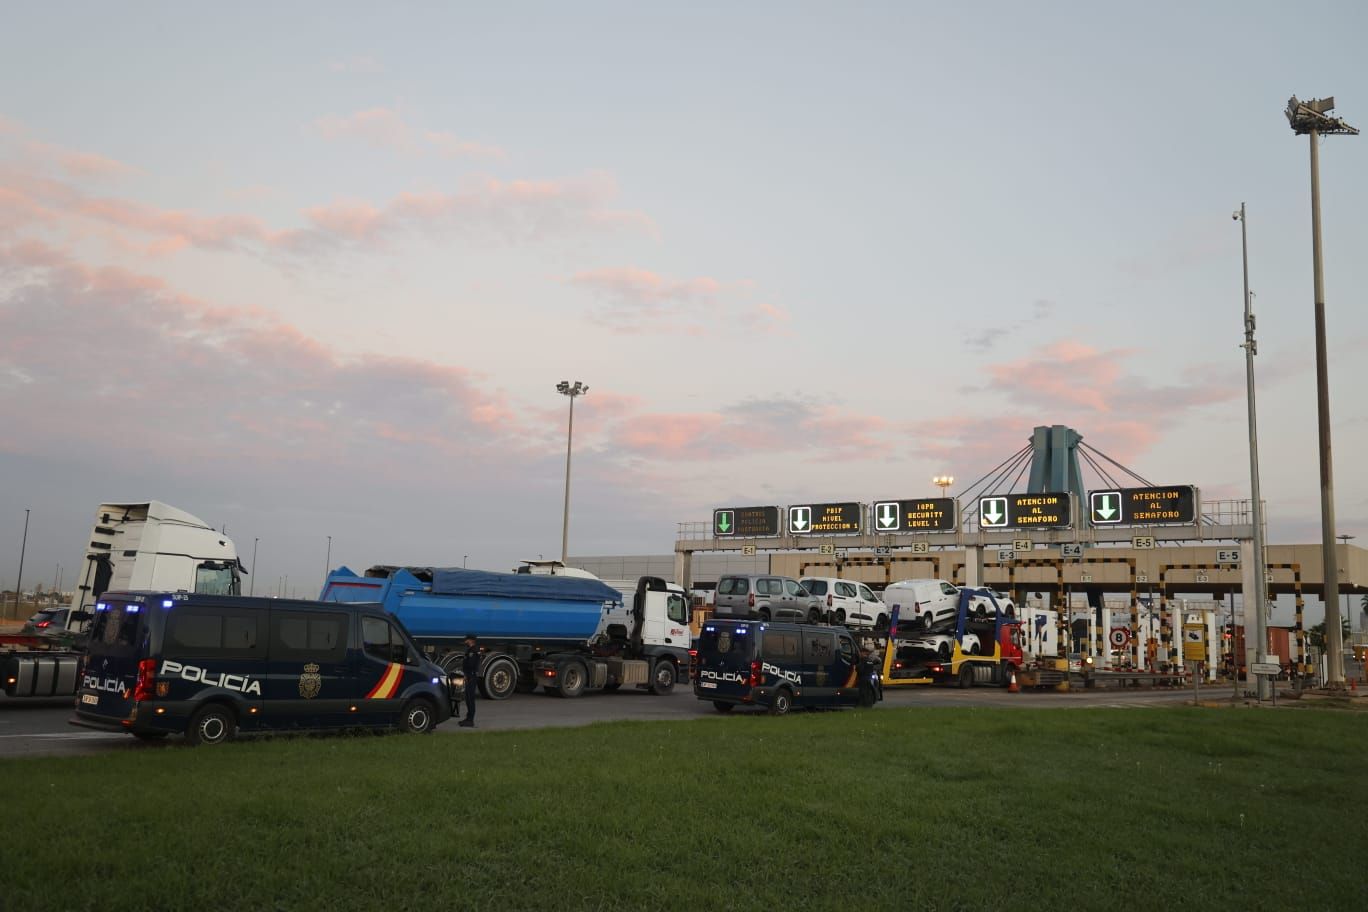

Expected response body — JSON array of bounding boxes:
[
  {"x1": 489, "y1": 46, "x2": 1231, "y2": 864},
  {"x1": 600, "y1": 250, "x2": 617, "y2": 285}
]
[
  {"x1": 556, "y1": 380, "x2": 588, "y2": 564},
  {"x1": 13, "y1": 509, "x2": 30, "y2": 617},
  {"x1": 1234, "y1": 203, "x2": 1269, "y2": 698},
  {"x1": 324, "y1": 535, "x2": 332, "y2": 587},
  {"x1": 250, "y1": 537, "x2": 259, "y2": 597},
  {"x1": 1287, "y1": 96, "x2": 1357, "y2": 688}
]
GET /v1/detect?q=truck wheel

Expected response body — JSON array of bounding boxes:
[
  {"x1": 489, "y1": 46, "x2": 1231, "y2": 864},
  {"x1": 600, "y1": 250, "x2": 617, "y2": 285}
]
[
  {"x1": 399, "y1": 698, "x2": 437, "y2": 734},
  {"x1": 957, "y1": 665, "x2": 974, "y2": 689},
  {"x1": 1000, "y1": 661, "x2": 1014, "y2": 689},
  {"x1": 768, "y1": 688, "x2": 793, "y2": 716},
  {"x1": 713, "y1": 701, "x2": 734, "y2": 713},
  {"x1": 558, "y1": 661, "x2": 587, "y2": 698},
  {"x1": 481, "y1": 657, "x2": 519, "y2": 701},
  {"x1": 186, "y1": 704, "x2": 236, "y2": 746},
  {"x1": 650, "y1": 660, "x2": 677, "y2": 695}
]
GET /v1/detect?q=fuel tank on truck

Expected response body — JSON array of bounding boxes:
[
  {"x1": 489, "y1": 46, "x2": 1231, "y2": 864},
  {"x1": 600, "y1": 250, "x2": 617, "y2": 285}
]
[{"x1": 322, "y1": 566, "x2": 624, "y2": 644}]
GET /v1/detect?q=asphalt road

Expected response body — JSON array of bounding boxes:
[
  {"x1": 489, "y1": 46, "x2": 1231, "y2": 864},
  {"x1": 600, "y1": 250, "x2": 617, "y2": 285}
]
[{"x1": 0, "y1": 684, "x2": 1197, "y2": 759}]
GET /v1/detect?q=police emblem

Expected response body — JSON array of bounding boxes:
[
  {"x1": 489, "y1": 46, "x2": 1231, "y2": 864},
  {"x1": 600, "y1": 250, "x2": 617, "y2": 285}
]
[{"x1": 298, "y1": 663, "x2": 322, "y2": 699}]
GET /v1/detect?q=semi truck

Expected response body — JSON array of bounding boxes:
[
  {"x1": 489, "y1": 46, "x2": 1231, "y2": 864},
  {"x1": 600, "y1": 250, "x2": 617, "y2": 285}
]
[
  {"x1": 3, "y1": 501, "x2": 243, "y2": 699},
  {"x1": 877, "y1": 588, "x2": 1070, "y2": 688},
  {"x1": 320, "y1": 563, "x2": 693, "y2": 699}
]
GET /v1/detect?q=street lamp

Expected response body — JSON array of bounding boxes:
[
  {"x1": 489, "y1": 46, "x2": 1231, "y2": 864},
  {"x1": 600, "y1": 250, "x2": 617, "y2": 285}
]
[
  {"x1": 250, "y1": 537, "x2": 259, "y2": 596},
  {"x1": 1234, "y1": 202, "x2": 1270, "y2": 697},
  {"x1": 1287, "y1": 95, "x2": 1357, "y2": 687},
  {"x1": 1338, "y1": 534, "x2": 1355, "y2": 637},
  {"x1": 556, "y1": 380, "x2": 588, "y2": 564},
  {"x1": 933, "y1": 475, "x2": 954, "y2": 498},
  {"x1": 13, "y1": 509, "x2": 29, "y2": 618}
]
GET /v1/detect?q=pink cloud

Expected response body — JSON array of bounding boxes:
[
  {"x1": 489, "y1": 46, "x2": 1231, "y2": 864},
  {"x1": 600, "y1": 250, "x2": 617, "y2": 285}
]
[
  {"x1": 0, "y1": 115, "x2": 136, "y2": 181},
  {"x1": 312, "y1": 108, "x2": 507, "y2": 160}
]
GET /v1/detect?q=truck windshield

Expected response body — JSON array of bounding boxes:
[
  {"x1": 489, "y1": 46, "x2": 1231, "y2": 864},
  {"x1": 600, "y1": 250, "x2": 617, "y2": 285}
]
[{"x1": 195, "y1": 562, "x2": 237, "y2": 596}]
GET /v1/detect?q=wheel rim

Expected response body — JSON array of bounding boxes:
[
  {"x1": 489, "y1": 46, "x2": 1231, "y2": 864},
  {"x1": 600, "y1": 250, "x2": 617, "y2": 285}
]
[
  {"x1": 655, "y1": 664, "x2": 673, "y2": 688},
  {"x1": 566, "y1": 666, "x2": 584, "y2": 690},
  {"x1": 200, "y1": 716, "x2": 225, "y2": 742},
  {"x1": 408, "y1": 707, "x2": 430, "y2": 731},
  {"x1": 489, "y1": 663, "x2": 514, "y2": 695}
]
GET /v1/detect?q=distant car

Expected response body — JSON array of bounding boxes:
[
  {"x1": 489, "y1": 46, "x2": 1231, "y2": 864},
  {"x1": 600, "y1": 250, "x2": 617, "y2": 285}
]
[
  {"x1": 884, "y1": 579, "x2": 962, "y2": 632},
  {"x1": 713, "y1": 574, "x2": 822, "y2": 623},
  {"x1": 896, "y1": 632, "x2": 982, "y2": 663},
  {"x1": 799, "y1": 577, "x2": 887, "y2": 630},
  {"x1": 22, "y1": 608, "x2": 69, "y2": 636},
  {"x1": 966, "y1": 588, "x2": 1016, "y2": 619}
]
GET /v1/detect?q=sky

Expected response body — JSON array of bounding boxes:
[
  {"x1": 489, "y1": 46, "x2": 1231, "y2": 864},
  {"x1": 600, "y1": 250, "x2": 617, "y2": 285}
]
[{"x1": 2, "y1": 2, "x2": 1368, "y2": 607}]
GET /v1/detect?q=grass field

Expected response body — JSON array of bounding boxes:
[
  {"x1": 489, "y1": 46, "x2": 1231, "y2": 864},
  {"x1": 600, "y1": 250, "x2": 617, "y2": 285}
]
[{"x1": 1, "y1": 707, "x2": 1363, "y2": 911}]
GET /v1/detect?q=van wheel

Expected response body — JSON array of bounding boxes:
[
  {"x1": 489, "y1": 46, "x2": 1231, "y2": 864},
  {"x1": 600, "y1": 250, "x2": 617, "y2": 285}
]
[
  {"x1": 558, "y1": 661, "x2": 587, "y2": 698},
  {"x1": 650, "y1": 660, "x2": 676, "y2": 695},
  {"x1": 481, "y1": 657, "x2": 519, "y2": 700},
  {"x1": 713, "y1": 701, "x2": 734, "y2": 713},
  {"x1": 920, "y1": 614, "x2": 934, "y2": 631},
  {"x1": 758, "y1": 609, "x2": 771, "y2": 622},
  {"x1": 807, "y1": 608, "x2": 822, "y2": 625},
  {"x1": 958, "y1": 665, "x2": 975, "y2": 689},
  {"x1": 835, "y1": 609, "x2": 846, "y2": 626},
  {"x1": 186, "y1": 705, "x2": 236, "y2": 746},
  {"x1": 874, "y1": 614, "x2": 888, "y2": 634},
  {"x1": 400, "y1": 698, "x2": 437, "y2": 734},
  {"x1": 768, "y1": 689, "x2": 793, "y2": 715}
]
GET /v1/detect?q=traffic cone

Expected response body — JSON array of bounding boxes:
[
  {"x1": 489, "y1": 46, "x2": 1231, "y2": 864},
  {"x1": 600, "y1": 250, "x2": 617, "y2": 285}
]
[{"x1": 1007, "y1": 666, "x2": 1020, "y2": 693}]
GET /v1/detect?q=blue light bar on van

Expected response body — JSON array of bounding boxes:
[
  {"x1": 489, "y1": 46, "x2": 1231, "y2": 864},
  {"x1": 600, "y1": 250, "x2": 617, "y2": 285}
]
[
  {"x1": 735, "y1": 626, "x2": 748, "y2": 634},
  {"x1": 96, "y1": 602, "x2": 107, "y2": 611},
  {"x1": 162, "y1": 599, "x2": 174, "y2": 608},
  {"x1": 125, "y1": 605, "x2": 140, "y2": 614}
]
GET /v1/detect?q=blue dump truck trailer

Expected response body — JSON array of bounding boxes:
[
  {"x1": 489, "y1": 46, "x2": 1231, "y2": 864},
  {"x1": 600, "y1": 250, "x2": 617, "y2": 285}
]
[{"x1": 321, "y1": 565, "x2": 693, "y2": 700}]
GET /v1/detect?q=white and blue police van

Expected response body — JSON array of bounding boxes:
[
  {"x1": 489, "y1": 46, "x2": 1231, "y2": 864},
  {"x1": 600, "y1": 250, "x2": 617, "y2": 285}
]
[{"x1": 70, "y1": 591, "x2": 458, "y2": 745}]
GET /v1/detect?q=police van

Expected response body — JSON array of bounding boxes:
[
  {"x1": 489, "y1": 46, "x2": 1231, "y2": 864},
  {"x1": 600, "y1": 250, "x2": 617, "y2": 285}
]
[
  {"x1": 70, "y1": 591, "x2": 458, "y2": 745},
  {"x1": 693, "y1": 619, "x2": 880, "y2": 714}
]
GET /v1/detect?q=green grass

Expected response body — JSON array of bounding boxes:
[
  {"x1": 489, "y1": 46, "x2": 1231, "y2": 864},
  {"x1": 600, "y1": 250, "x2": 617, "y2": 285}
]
[{"x1": 2, "y1": 707, "x2": 1364, "y2": 911}]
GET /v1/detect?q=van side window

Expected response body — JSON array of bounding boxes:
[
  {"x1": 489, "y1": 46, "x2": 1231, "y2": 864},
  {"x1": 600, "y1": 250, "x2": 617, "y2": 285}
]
[
  {"x1": 719, "y1": 578, "x2": 747, "y2": 596},
  {"x1": 839, "y1": 636, "x2": 857, "y2": 664},
  {"x1": 166, "y1": 608, "x2": 262, "y2": 659},
  {"x1": 836, "y1": 582, "x2": 857, "y2": 598},
  {"x1": 803, "y1": 580, "x2": 827, "y2": 596},
  {"x1": 783, "y1": 580, "x2": 802, "y2": 596},
  {"x1": 271, "y1": 612, "x2": 347, "y2": 662},
  {"x1": 804, "y1": 631, "x2": 835, "y2": 663},
  {"x1": 761, "y1": 631, "x2": 799, "y2": 661},
  {"x1": 858, "y1": 585, "x2": 877, "y2": 601},
  {"x1": 761, "y1": 579, "x2": 782, "y2": 596},
  {"x1": 666, "y1": 593, "x2": 688, "y2": 624},
  {"x1": 940, "y1": 582, "x2": 958, "y2": 596},
  {"x1": 362, "y1": 617, "x2": 416, "y2": 666}
]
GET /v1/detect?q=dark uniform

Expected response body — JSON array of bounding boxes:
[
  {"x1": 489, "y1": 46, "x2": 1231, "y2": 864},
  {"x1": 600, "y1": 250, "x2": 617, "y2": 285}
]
[{"x1": 459, "y1": 636, "x2": 479, "y2": 727}]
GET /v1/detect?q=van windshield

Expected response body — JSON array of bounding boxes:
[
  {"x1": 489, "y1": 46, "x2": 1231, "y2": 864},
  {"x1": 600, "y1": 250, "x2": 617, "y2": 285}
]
[
  {"x1": 88, "y1": 601, "x2": 144, "y2": 654},
  {"x1": 698, "y1": 626, "x2": 754, "y2": 659}
]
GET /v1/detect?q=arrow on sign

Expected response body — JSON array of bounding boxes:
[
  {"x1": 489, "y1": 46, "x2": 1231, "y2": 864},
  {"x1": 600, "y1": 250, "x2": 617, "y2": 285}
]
[
  {"x1": 1092, "y1": 492, "x2": 1120, "y2": 522},
  {"x1": 876, "y1": 502, "x2": 898, "y2": 530},
  {"x1": 981, "y1": 498, "x2": 1006, "y2": 526},
  {"x1": 717, "y1": 512, "x2": 732, "y2": 533},
  {"x1": 789, "y1": 507, "x2": 810, "y2": 532}
]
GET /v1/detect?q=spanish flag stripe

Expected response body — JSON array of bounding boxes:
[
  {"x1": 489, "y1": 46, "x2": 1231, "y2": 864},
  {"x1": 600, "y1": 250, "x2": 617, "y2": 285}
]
[
  {"x1": 365, "y1": 663, "x2": 403, "y2": 699},
  {"x1": 843, "y1": 667, "x2": 858, "y2": 688}
]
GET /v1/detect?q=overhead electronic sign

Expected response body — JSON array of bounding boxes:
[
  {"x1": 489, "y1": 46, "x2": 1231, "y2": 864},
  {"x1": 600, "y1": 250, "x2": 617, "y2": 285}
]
[
  {"x1": 789, "y1": 502, "x2": 861, "y2": 534},
  {"x1": 713, "y1": 506, "x2": 781, "y2": 537},
  {"x1": 977, "y1": 492, "x2": 1072, "y2": 529},
  {"x1": 871, "y1": 498, "x2": 956, "y2": 532},
  {"x1": 1088, "y1": 486, "x2": 1196, "y2": 526}
]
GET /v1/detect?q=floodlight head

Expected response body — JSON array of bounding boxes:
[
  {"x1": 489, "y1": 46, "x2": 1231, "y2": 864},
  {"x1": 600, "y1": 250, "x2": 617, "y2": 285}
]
[{"x1": 1286, "y1": 95, "x2": 1359, "y2": 136}]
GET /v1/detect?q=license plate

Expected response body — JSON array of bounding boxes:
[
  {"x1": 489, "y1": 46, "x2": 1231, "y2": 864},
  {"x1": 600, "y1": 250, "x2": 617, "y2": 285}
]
[
  {"x1": 699, "y1": 681, "x2": 717, "y2": 689},
  {"x1": 81, "y1": 693, "x2": 99, "y2": 705}
]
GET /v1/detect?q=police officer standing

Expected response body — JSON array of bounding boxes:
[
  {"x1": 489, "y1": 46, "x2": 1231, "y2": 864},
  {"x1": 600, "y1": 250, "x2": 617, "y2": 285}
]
[{"x1": 459, "y1": 633, "x2": 479, "y2": 727}]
